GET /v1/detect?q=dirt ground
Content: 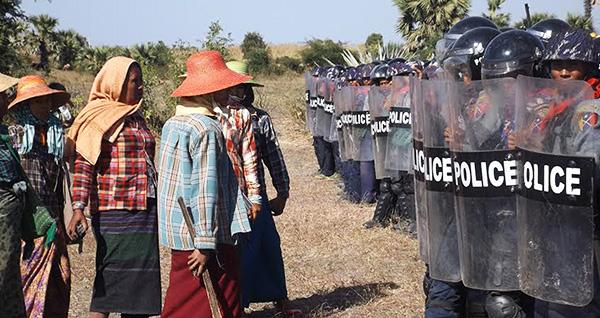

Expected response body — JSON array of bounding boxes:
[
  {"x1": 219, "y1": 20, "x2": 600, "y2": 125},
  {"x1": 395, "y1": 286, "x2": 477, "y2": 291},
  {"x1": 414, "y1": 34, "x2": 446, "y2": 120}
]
[{"x1": 67, "y1": 75, "x2": 426, "y2": 317}]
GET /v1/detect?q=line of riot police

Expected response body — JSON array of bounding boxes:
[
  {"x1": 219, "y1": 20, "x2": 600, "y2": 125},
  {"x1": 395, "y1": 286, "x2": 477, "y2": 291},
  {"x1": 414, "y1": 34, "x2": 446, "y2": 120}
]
[{"x1": 304, "y1": 15, "x2": 600, "y2": 318}]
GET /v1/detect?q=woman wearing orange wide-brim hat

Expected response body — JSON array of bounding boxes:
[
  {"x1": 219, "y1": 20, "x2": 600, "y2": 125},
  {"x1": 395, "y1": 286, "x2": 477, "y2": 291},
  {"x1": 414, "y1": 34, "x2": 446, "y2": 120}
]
[
  {"x1": 158, "y1": 51, "x2": 253, "y2": 318},
  {"x1": 8, "y1": 74, "x2": 72, "y2": 318}
]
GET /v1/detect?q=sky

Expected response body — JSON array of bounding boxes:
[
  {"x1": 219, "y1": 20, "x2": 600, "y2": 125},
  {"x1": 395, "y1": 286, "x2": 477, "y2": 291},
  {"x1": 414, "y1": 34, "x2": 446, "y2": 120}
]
[{"x1": 20, "y1": 0, "x2": 600, "y2": 47}]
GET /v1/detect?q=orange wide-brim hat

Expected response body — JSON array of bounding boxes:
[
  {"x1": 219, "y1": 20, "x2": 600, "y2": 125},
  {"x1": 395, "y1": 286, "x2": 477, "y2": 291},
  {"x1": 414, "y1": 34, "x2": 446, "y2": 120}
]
[
  {"x1": 8, "y1": 75, "x2": 71, "y2": 110},
  {"x1": 171, "y1": 51, "x2": 252, "y2": 97}
]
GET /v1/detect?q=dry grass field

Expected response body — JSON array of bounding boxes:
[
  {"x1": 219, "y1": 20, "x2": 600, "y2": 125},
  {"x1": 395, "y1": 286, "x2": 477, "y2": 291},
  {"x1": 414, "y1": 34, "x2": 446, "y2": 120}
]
[{"x1": 55, "y1": 71, "x2": 426, "y2": 317}]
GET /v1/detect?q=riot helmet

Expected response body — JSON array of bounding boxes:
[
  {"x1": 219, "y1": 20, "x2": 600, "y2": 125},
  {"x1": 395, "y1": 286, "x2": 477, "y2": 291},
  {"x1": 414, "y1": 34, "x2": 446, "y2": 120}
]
[
  {"x1": 388, "y1": 57, "x2": 407, "y2": 65},
  {"x1": 543, "y1": 28, "x2": 598, "y2": 80},
  {"x1": 344, "y1": 67, "x2": 359, "y2": 82},
  {"x1": 543, "y1": 28, "x2": 596, "y2": 65},
  {"x1": 370, "y1": 64, "x2": 393, "y2": 85},
  {"x1": 500, "y1": 27, "x2": 515, "y2": 32},
  {"x1": 526, "y1": 19, "x2": 571, "y2": 45},
  {"x1": 481, "y1": 29, "x2": 545, "y2": 79},
  {"x1": 389, "y1": 60, "x2": 415, "y2": 76},
  {"x1": 443, "y1": 27, "x2": 501, "y2": 81},
  {"x1": 326, "y1": 65, "x2": 345, "y2": 79},
  {"x1": 358, "y1": 63, "x2": 375, "y2": 85},
  {"x1": 311, "y1": 66, "x2": 323, "y2": 77},
  {"x1": 436, "y1": 16, "x2": 498, "y2": 63}
]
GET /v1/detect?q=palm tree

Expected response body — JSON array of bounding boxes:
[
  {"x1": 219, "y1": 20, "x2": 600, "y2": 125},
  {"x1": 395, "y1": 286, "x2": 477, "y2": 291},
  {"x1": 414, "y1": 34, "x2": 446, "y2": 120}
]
[
  {"x1": 584, "y1": 0, "x2": 592, "y2": 20},
  {"x1": 393, "y1": 0, "x2": 471, "y2": 58},
  {"x1": 28, "y1": 14, "x2": 58, "y2": 69},
  {"x1": 483, "y1": 0, "x2": 510, "y2": 28},
  {"x1": 567, "y1": 12, "x2": 595, "y2": 32},
  {"x1": 54, "y1": 29, "x2": 88, "y2": 68},
  {"x1": 513, "y1": 12, "x2": 556, "y2": 29}
]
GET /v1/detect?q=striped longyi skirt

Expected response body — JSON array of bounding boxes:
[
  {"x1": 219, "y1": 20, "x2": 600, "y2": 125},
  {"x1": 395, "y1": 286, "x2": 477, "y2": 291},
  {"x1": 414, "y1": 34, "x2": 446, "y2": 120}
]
[{"x1": 90, "y1": 199, "x2": 161, "y2": 315}]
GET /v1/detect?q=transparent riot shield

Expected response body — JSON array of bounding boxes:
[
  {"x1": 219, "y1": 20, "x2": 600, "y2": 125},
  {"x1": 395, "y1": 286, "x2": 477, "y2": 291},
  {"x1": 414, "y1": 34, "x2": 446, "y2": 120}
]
[
  {"x1": 339, "y1": 86, "x2": 355, "y2": 161},
  {"x1": 515, "y1": 75, "x2": 596, "y2": 306},
  {"x1": 450, "y1": 78, "x2": 519, "y2": 291},
  {"x1": 314, "y1": 77, "x2": 328, "y2": 137},
  {"x1": 422, "y1": 79, "x2": 460, "y2": 282},
  {"x1": 306, "y1": 74, "x2": 318, "y2": 136},
  {"x1": 385, "y1": 76, "x2": 413, "y2": 173},
  {"x1": 411, "y1": 76, "x2": 429, "y2": 263},
  {"x1": 323, "y1": 79, "x2": 337, "y2": 142},
  {"x1": 328, "y1": 84, "x2": 342, "y2": 143},
  {"x1": 348, "y1": 86, "x2": 373, "y2": 161},
  {"x1": 335, "y1": 87, "x2": 348, "y2": 160},
  {"x1": 369, "y1": 85, "x2": 392, "y2": 179}
]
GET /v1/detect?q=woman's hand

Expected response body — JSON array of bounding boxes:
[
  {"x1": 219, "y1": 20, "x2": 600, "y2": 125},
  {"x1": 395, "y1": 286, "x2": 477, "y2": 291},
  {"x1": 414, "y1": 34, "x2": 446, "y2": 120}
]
[
  {"x1": 67, "y1": 209, "x2": 88, "y2": 241},
  {"x1": 248, "y1": 203, "x2": 261, "y2": 221},
  {"x1": 269, "y1": 196, "x2": 288, "y2": 216},
  {"x1": 188, "y1": 249, "x2": 212, "y2": 277}
]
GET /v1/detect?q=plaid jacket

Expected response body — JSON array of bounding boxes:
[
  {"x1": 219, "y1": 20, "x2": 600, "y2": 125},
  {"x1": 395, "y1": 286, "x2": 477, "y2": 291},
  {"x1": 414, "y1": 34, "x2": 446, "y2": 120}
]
[
  {"x1": 8, "y1": 124, "x2": 64, "y2": 215},
  {"x1": 72, "y1": 113, "x2": 156, "y2": 214},
  {"x1": 157, "y1": 113, "x2": 251, "y2": 250},
  {"x1": 216, "y1": 106, "x2": 262, "y2": 204},
  {"x1": 249, "y1": 106, "x2": 290, "y2": 198}
]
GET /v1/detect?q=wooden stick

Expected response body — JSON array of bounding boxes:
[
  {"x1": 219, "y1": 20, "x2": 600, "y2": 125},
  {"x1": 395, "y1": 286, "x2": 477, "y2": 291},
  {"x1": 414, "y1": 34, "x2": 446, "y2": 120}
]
[{"x1": 177, "y1": 197, "x2": 223, "y2": 318}]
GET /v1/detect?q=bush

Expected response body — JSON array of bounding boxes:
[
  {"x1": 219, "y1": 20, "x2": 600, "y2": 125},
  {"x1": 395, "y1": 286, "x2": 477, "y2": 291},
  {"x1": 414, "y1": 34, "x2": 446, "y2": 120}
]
[
  {"x1": 300, "y1": 38, "x2": 345, "y2": 68},
  {"x1": 275, "y1": 56, "x2": 303, "y2": 73},
  {"x1": 245, "y1": 46, "x2": 272, "y2": 74},
  {"x1": 241, "y1": 32, "x2": 277, "y2": 75}
]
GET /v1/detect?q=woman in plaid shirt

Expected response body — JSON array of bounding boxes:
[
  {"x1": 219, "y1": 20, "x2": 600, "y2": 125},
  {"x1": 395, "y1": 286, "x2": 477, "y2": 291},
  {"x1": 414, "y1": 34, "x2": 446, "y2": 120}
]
[
  {"x1": 66, "y1": 57, "x2": 161, "y2": 318},
  {"x1": 226, "y1": 61, "x2": 298, "y2": 317},
  {"x1": 159, "y1": 51, "x2": 252, "y2": 318},
  {"x1": 7, "y1": 75, "x2": 72, "y2": 318}
]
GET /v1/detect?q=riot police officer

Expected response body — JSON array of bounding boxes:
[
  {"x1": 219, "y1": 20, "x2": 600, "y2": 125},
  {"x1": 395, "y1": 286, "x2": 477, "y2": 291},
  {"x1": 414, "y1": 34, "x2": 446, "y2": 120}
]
[
  {"x1": 424, "y1": 26, "x2": 500, "y2": 318},
  {"x1": 530, "y1": 28, "x2": 600, "y2": 318},
  {"x1": 475, "y1": 29, "x2": 546, "y2": 318}
]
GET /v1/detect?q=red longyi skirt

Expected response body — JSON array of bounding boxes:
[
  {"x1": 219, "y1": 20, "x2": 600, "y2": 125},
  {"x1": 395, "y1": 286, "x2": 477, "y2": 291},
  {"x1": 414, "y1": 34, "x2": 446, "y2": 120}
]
[{"x1": 162, "y1": 244, "x2": 242, "y2": 318}]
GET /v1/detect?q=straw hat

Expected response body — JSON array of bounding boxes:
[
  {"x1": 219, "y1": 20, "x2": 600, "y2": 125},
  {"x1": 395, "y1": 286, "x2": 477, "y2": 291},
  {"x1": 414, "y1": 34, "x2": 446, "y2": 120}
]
[
  {"x1": 8, "y1": 75, "x2": 71, "y2": 110},
  {"x1": 171, "y1": 51, "x2": 252, "y2": 97},
  {"x1": 226, "y1": 61, "x2": 263, "y2": 87},
  {"x1": 0, "y1": 72, "x2": 18, "y2": 92}
]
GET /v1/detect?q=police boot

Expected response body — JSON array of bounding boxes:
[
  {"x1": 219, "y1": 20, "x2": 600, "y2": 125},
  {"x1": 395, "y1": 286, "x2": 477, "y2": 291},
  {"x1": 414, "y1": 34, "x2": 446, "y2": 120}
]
[
  {"x1": 363, "y1": 178, "x2": 396, "y2": 229},
  {"x1": 402, "y1": 175, "x2": 417, "y2": 235},
  {"x1": 485, "y1": 292, "x2": 528, "y2": 318},
  {"x1": 389, "y1": 177, "x2": 415, "y2": 234}
]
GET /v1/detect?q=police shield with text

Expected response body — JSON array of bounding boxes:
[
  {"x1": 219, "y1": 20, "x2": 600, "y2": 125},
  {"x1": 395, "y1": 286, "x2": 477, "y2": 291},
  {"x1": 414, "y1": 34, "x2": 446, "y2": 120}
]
[{"x1": 515, "y1": 76, "x2": 596, "y2": 307}]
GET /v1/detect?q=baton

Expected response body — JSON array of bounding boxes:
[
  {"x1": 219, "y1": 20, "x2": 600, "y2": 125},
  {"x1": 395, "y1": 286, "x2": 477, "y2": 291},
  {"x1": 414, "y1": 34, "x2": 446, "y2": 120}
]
[{"x1": 177, "y1": 196, "x2": 223, "y2": 318}]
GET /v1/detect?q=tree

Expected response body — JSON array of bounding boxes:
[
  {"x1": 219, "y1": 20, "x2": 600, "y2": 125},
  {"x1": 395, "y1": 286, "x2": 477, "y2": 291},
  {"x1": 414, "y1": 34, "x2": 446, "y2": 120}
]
[
  {"x1": 28, "y1": 14, "x2": 59, "y2": 70},
  {"x1": 201, "y1": 20, "x2": 233, "y2": 60},
  {"x1": 513, "y1": 12, "x2": 555, "y2": 29},
  {"x1": 0, "y1": 0, "x2": 25, "y2": 73},
  {"x1": 365, "y1": 33, "x2": 384, "y2": 57},
  {"x1": 54, "y1": 29, "x2": 88, "y2": 68},
  {"x1": 584, "y1": 0, "x2": 592, "y2": 20},
  {"x1": 567, "y1": 12, "x2": 595, "y2": 32},
  {"x1": 393, "y1": 0, "x2": 470, "y2": 58},
  {"x1": 240, "y1": 32, "x2": 267, "y2": 57},
  {"x1": 300, "y1": 38, "x2": 346, "y2": 67},
  {"x1": 240, "y1": 32, "x2": 273, "y2": 74},
  {"x1": 131, "y1": 41, "x2": 173, "y2": 68},
  {"x1": 483, "y1": 0, "x2": 510, "y2": 28}
]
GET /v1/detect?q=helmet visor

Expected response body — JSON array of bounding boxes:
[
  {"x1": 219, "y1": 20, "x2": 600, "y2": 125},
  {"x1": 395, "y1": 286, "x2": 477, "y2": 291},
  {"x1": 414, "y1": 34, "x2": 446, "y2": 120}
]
[
  {"x1": 435, "y1": 38, "x2": 456, "y2": 63},
  {"x1": 481, "y1": 61, "x2": 534, "y2": 79},
  {"x1": 443, "y1": 55, "x2": 472, "y2": 82}
]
